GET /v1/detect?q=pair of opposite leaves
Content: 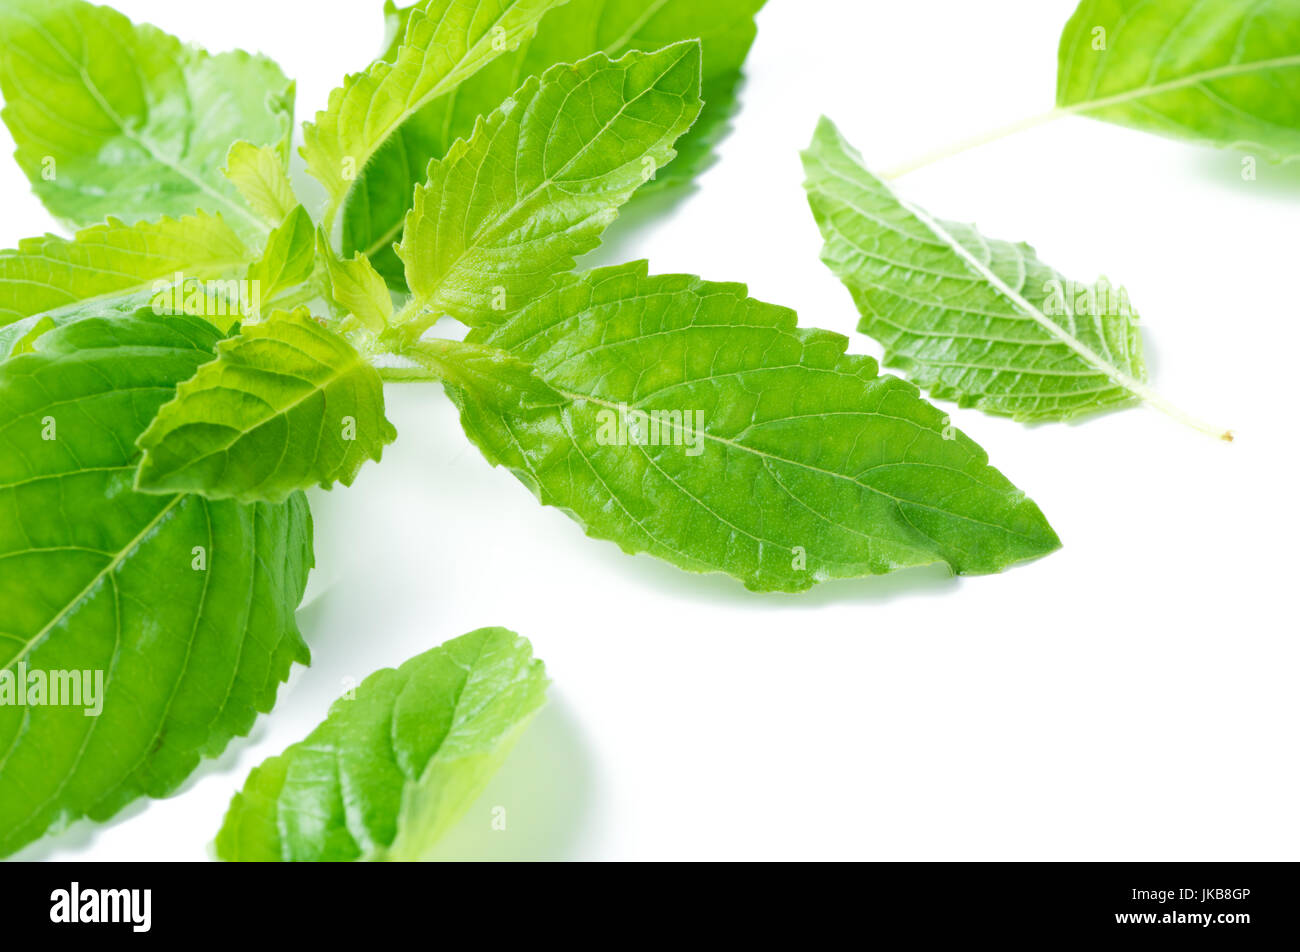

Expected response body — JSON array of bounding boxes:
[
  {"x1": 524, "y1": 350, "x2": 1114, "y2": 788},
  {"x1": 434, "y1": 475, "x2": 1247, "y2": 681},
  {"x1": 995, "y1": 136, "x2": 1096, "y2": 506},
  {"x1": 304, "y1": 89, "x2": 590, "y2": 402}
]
[{"x1": 0, "y1": 0, "x2": 1283, "y2": 861}]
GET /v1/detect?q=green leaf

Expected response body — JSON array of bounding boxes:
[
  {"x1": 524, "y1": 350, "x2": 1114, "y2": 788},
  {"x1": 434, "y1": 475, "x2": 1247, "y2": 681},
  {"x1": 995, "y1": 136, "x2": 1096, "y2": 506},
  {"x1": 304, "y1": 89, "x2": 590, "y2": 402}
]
[
  {"x1": 214, "y1": 627, "x2": 548, "y2": 862},
  {"x1": 0, "y1": 0, "x2": 294, "y2": 234},
  {"x1": 247, "y1": 207, "x2": 317, "y2": 306},
  {"x1": 0, "y1": 213, "x2": 252, "y2": 330},
  {"x1": 302, "y1": 0, "x2": 569, "y2": 225},
  {"x1": 0, "y1": 310, "x2": 313, "y2": 858},
  {"x1": 348, "y1": 0, "x2": 767, "y2": 286},
  {"x1": 320, "y1": 234, "x2": 394, "y2": 333},
  {"x1": 135, "y1": 308, "x2": 397, "y2": 503},
  {"x1": 802, "y1": 119, "x2": 1230, "y2": 440},
  {"x1": 393, "y1": 43, "x2": 703, "y2": 334},
  {"x1": 225, "y1": 141, "x2": 299, "y2": 224},
  {"x1": 1057, "y1": 0, "x2": 1300, "y2": 161},
  {"x1": 804, "y1": 118, "x2": 1139, "y2": 421},
  {"x1": 452, "y1": 261, "x2": 1061, "y2": 593}
]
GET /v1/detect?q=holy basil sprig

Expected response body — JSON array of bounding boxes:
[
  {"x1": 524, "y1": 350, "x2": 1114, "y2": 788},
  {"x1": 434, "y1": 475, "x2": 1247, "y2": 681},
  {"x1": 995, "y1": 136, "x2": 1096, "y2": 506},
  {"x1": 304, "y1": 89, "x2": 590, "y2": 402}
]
[{"x1": 0, "y1": 0, "x2": 1061, "y2": 861}]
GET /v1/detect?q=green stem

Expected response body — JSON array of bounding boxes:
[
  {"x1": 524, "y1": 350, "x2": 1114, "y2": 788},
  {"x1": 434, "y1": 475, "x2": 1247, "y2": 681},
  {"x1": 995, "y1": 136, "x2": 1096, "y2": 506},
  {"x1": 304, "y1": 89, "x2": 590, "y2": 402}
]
[
  {"x1": 377, "y1": 338, "x2": 460, "y2": 384},
  {"x1": 881, "y1": 107, "x2": 1066, "y2": 179},
  {"x1": 379, "y1": 364, "x2": 444, "y2": 383}
]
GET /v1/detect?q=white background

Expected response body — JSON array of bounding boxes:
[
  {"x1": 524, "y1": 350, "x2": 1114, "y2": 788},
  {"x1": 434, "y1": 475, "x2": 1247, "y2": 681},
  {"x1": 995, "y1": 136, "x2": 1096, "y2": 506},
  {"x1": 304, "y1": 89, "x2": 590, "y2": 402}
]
[{"x1": 5, "y1": 0, "x2": 1297, "y2": 861}]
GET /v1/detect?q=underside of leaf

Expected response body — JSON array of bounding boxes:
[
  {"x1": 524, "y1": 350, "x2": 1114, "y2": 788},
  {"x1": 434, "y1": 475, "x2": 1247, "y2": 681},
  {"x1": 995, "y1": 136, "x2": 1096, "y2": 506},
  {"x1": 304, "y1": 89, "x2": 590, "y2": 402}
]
[
  {"x1": 804, "y1": 117, "x2": 1149, "y2": 423},
  {"x1": 302, "y1": 0, "x2": 568, "y2": 223}
]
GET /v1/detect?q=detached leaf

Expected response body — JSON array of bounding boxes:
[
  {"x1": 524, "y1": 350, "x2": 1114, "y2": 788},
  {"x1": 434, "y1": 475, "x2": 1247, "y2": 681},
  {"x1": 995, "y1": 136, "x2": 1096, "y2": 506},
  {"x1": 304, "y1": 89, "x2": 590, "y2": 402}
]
[
  {"x1": 225, "y1": 141, "x2": 299, "y2": 223},
  {"x1": 803, "y1": 119, "x2": 1230, "y2": 440},
  {"x1": 347, "y1": 0, "x2": 767, "y2": 284},
  {"x1": 215, "y1": 627, "x2": 548, "y2": 862},
  {"x1": 0, "y1": 311, "x2": 313, "y2": 858},
  {"x1": 0, "y1": 0, "x2": 294, "y2": 233},
  {"x1": 302, "y1": 0, "x2": 568, "y2": 223},
  {"x1": 1057, "y1": 0, "x2": 1300, "y2": 161},
  {"x1": 394, "y1": 43, "x2": 703, "y2": 332},
  {"x1": 247, "y1": 207, "x2": 317, "y2": 305},
  {"x1": 803, "y1": 118, "x2": 1151, "y2": 423},
  {"x1": 0, "y1": 213, "x2": 251, "y2": 329},
  {"x1": 136, "y1": 309, "x2": 396, "y2": 503},
  {"x1": 454, "y1": 262, "x2": 1060, "y2": 593}
]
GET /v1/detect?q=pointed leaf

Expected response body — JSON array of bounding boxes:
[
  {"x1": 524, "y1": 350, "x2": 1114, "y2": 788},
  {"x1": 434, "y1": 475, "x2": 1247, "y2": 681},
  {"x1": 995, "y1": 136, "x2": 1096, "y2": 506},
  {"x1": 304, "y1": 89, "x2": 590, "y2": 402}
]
[
  {"x1": 801, "y1": 118, "x2": 1178, "y2": 425},
  {"x1": 320, "y1": 235, "x2": 394, "y2": 333},
  {"x1": 0, "y1": 311, "x2": 313, "y2": 858},
  {"x1": 805, "y1": 120, "x2": 1229, "y2": 439},
  {"x1": 453, "y1": 261, "x2": 1061, "y2": 593},
  {"x1": 302, "y1": 0, "x2": 569, "y2": 222},
  {"x1": 225, "y1": 141, "x2": 299, "y2": 224},
  {"x1": 1057, "y1": 0, "x2": 1300, "y2": 161},
  {"x1": 394, "y1": 43, "x2": 703, "y2": 332},
  {"x1": 215, "y1": 627, "x2": 548, "y2": 862},
  {"x1": 136, "y1": 309, "x2": 396, "y2": 503},
  {"x1": 0, "y1": 213, "x2": 251, "y2": 329},
  {"x1": 247, "y1": 207, "x2": 317, "y2": 306},
  {"x1": 346, "y1": 0, "x2": 767, "y2": 285}
]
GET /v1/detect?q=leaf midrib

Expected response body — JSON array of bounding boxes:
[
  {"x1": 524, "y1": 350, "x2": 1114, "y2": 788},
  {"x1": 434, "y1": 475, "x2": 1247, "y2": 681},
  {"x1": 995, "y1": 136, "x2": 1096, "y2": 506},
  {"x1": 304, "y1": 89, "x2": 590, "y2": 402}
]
[
  {"x1": 549, "y1": 387, "x2": 1042, "y2": 540},
  {"x1": 860, "y1": 170, "x2": 1146, "y2": 402},
  {"x1": 1062, "y1": 52, "x2": 1300, "y2": 116},
  {"x1": 1, "y1": 495, "x2": 183, "y2": 676},
  {"x1": 400, "y1": 43, "x2": 695, "y2": 327},
  {"x1": 143, "y1": 334, "x2": 365, "y2": 491},
  {"x1": 336, "y1": 0, "x2": 570, "y2": 206}
]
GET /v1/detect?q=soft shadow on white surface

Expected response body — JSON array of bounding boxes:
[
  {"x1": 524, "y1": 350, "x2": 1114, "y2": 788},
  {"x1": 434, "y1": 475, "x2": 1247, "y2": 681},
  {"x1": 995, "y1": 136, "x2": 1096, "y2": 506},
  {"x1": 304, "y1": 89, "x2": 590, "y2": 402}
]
[
  {"x1": 10, "y1": 798, "x2": 151, "y2": 862},
  {"x1": 1189, "y1": 149, "x2": 1300, "y2": 200},
  {"x1": 571, "y1": 544, "x2": 964, "y2": 609},
  {"x1": 425, "y1": 698, "x2": 594, "y2": 861},
  {"x1": 589, "y1": 181, "x2": 702, "y2": 271}
]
